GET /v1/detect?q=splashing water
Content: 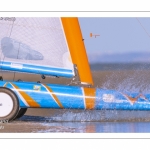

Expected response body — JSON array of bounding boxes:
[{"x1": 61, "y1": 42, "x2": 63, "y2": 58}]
[
  {"x1": 101, "y1": 69, "x2": 150, "y2": 93},
  {"x1": 44, "y1": 68, "x2": 150, "y2": 122}
]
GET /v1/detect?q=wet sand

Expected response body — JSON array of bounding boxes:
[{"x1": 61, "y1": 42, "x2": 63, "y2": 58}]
[
  {"x1": 1, "y1": 70, "x2": 150, "y2": 132},
  {"x1": 2, "y1": 108, "x2": 150, "y2": 132}
]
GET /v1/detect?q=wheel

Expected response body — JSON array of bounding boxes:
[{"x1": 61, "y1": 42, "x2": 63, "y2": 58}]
[
  {"x1": 0, "y1": 87, "x2": 19, "y2": 122},
  {"x1": 15, "y1": 108, "x2": 27, "y2": 119}
]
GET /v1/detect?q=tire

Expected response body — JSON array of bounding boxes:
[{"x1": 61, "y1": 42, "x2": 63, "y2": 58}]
[
  {"x1": 0, "y1": 87, "x2": 19, "y2": 122},
  {"x1": 15, "y1": 108, "x2": 27, "y2": 119}
]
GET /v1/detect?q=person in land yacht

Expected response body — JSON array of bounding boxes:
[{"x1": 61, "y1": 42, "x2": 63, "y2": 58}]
[{"x1": 1, "y1": 37, "x2": 44, "y2": 60}]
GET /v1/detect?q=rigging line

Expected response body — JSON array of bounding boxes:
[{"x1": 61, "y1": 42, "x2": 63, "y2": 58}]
[
  {"x1": 0, "y1": 20, "x2": 15, "y2": 79},
  {"x1": 136, "y1": 18, "x2": 150, "y2": 38}
]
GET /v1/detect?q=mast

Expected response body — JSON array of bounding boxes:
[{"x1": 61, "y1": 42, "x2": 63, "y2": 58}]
[{"x1": 61, "y1": 17, "x2": 94, "y2": 86}]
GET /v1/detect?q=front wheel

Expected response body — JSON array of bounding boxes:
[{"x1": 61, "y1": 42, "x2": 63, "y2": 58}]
[
  {"x1": 15, "y1": 108, "x2": 27, "y2": 119},
  {"x1": 0, "y1": 87, "x2": 19, "y2": 122}
]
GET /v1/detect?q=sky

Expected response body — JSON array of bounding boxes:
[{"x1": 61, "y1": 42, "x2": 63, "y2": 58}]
[{"x1": 78, "y1": 18, "x2": 150, "y2": 63}]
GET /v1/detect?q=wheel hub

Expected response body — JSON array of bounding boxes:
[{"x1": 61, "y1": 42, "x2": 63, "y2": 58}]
[{"x1": 0, "y1": 93, "x2": 13, "y2": 117}]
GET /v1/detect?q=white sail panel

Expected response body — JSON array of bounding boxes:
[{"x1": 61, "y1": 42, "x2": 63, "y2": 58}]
[{"x1": 0, "y1": 17, "x2": 74, "y2": 78}]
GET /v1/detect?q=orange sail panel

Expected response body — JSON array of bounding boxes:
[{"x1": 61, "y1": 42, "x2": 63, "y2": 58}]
[{"x1": 61, "y1": 18, "x2": 94, "y2": 85}]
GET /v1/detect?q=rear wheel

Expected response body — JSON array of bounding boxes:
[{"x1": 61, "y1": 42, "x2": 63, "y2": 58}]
[
  {"x1": 0, "y1": 87, "x2": 19, "y2": 122},
  {"x1": 16, "y1": 108, "x2": 27, "y2": 119}
]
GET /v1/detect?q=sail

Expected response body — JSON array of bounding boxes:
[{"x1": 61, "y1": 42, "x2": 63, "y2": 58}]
[{"x1": 0, "y1": 17, "x2": 74, "y2": 78}]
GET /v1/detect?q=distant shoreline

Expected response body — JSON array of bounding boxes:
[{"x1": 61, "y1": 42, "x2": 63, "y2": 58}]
[{"x1": 90, "y1": 63, "x2": 150, "y2": 71}]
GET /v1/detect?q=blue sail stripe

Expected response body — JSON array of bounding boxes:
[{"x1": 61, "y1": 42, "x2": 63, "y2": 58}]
[{"x1": 0, "y1": 61, "x2": 74, "y2": 78}]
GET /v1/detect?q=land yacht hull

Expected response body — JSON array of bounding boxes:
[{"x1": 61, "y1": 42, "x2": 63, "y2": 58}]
[{"x1": 1, "y1": 81, "x2": 150, "y2": 110}]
